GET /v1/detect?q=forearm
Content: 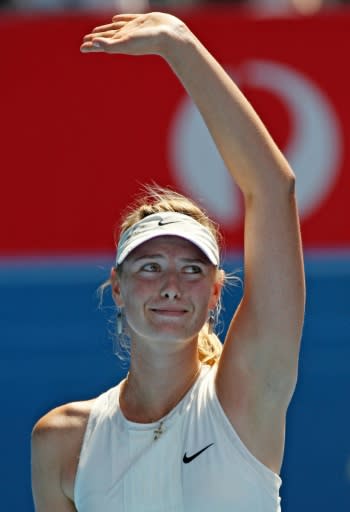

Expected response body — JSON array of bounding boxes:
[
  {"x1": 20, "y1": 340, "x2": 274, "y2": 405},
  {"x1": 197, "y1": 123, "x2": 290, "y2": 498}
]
[
  {"x1": 161, "y1": 25, "x2": 294, "y2": 197},
  {"x1": 82, "y1": 13, "x2": 295, "y2": 198}
]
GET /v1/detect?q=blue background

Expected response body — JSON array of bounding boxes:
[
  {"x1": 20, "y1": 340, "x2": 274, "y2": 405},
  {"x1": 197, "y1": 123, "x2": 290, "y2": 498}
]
[{"x1": 1, "y1": 252, "x2": 349, "y2": 511}]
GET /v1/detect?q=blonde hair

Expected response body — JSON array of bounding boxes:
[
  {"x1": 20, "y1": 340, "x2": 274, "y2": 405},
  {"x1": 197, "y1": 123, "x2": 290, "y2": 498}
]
[{"x1": 107, "y1": 185, "x2": 225, "y2": 366}]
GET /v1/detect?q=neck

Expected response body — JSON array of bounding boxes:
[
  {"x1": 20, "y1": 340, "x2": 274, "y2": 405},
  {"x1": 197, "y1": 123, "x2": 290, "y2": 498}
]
[{"x1": 120, "y1": 342, "x2": 201, "y2": 423}]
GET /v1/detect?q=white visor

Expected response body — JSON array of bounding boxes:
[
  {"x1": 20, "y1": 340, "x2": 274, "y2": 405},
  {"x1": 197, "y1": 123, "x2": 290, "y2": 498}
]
[{"x1": 116, "y1": 212, "x2": 220, "y2": 266}]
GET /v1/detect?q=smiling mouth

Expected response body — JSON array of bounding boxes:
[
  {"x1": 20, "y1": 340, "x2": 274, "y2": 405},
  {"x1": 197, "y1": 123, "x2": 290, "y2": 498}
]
[{"x1": 150, "y1": 308, "x2": 188, "y2": 316}]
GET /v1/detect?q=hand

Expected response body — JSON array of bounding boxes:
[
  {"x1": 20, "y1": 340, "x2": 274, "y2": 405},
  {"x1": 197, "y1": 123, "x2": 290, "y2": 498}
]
[{"x1": 80, "y1": 12, "x2": 187, "y2": 57}]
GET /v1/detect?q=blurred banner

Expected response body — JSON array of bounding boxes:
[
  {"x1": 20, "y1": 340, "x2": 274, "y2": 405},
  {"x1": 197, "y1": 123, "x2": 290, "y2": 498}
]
[{"x1": 1, "y1": 9, "x2": 349, "y2": 255}]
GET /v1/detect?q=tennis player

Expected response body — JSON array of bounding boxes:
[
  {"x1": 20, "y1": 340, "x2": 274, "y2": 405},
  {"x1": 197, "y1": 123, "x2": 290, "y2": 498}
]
[{"x1": 31, "y1": 12, "x2": 305, "y2": 511}]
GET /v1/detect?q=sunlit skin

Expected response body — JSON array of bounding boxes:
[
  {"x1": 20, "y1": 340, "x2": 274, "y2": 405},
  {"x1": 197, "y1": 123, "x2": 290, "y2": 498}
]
[
  {"x1": 110, "y1": 235, "x2": 224, "y2": 424},
  {"x1": 30, "y1": 14, "x2": 305, "y2": 511},
  {"x1": 111, "y1": 235, "x2": 223, "y2": 353}
]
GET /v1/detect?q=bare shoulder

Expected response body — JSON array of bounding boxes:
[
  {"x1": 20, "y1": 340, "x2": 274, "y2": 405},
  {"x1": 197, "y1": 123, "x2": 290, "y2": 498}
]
[
  {"x1": 32, "y1": 399, "x2": 95, "y2": 461},
  {"x1": 32, "y1": 399, "x2": 94, "y2": 438},
  {"x1": 31, "y1": 399, "x2": 96, "y2": 509}
]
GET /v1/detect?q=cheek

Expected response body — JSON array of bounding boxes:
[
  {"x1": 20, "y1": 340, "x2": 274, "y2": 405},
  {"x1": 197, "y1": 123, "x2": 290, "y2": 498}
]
[
  {"x1": 120, "y1": 278, "x2": 152, "y2": 313},
  {"x1": 190, "y1": 282, "x2": 215, "y2": 317}
]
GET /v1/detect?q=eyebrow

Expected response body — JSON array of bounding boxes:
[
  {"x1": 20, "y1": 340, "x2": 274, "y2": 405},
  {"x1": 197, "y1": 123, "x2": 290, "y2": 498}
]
[{"x1": 131, "y1": 254, "x2": 209, "y2": 264}]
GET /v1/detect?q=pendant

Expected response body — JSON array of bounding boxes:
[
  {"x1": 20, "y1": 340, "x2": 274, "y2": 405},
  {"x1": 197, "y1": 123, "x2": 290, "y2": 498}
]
[{"x1": 153, "y1": 421, "x2": 164, "y2": 441}]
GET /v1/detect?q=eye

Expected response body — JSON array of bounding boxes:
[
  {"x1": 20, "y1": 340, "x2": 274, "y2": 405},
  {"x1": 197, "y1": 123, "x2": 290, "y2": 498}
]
[
  {"x1": 141, "y1": 262, "x2": 161, "y2": 272},
  {"x1": 183, "y1": 265, "x2": 202, "y2": 274}
]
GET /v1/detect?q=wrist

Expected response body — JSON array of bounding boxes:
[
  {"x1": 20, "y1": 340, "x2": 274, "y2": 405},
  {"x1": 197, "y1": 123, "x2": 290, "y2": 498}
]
[{"x1": 158, "y1": 20, "x2": 196, "y2": 62}]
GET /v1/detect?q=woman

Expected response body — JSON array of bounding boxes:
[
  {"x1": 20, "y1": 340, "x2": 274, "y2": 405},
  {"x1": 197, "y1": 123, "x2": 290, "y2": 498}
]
[{"x1": 31, "y1": 12, "x2": 305, "y2": 511}]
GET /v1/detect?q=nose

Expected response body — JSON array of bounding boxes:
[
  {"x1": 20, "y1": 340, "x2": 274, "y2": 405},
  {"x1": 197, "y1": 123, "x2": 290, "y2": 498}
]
[{"x1": 160, "y1": 272, "x2": 181, "y2": 300}]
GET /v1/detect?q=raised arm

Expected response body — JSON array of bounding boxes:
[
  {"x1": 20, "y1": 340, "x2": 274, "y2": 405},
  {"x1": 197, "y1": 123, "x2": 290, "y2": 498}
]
[{"x1": 81, "y1": 13, "x2": 305, "y2": 471}]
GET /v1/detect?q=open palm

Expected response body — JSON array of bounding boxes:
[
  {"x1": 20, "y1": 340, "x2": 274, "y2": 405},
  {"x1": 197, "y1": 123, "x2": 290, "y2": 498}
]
[{"x1": 80, "y1": 12, "x2": 185, "y2": 56}]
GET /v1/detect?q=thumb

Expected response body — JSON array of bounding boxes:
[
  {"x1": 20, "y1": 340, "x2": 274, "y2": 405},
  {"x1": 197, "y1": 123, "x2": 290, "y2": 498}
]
[
  {"x1": 91, "y1": 38, "x2": 110, "y2": 49},
  {"x1": 80, "y1": 38, "x2": 112, "y2": 53},
  {"x1": 91, "y1": 37, "x2": 128, "y2": 54}
]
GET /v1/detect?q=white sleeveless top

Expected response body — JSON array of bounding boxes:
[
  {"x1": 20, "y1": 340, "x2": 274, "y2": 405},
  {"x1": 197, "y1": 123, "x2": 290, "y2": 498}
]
[{"x1": 74, "y1": 365, "x2": 282, "y2": 512}]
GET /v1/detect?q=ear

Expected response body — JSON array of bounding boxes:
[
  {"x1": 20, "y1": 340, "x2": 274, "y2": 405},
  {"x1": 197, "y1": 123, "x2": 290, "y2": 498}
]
[
  {"x1": 110, "y1": 267, "x2": 124, "y2": 307},
  {"x1": 209, "y1": 269, "x2": 224, "y2": 309}
]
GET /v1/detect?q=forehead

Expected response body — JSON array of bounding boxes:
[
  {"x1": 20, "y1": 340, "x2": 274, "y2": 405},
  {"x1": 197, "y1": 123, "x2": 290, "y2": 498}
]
[{"x1": 126, "y1": 235, "x2": 209, "y2": 261}]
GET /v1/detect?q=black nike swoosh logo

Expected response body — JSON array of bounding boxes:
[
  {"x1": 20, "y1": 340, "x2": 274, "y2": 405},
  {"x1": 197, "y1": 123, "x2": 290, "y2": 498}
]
[
  {"x1": 158, "y1": 220, "x2": 178, "y2": 226},
  {"x1": 183, "y1": 443, "x2": 214, "y2": 464}
]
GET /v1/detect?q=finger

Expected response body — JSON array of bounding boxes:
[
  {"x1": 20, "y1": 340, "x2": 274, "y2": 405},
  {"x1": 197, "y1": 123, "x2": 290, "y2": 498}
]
[
  {"x1": 92, "y1": 21, "x2": 125, "y2": 33},
  {"x1": 81, "y1": 36, "x2": 125, "y2": 53},
  {"x1": 112, "y1": 13, "x2": 140, "y2": 21},
  {"x1": 112, "y1": 13, "x2": 140, "y2": 19},
  {"x1": 83, "y1": 30, "x2": 117, "y2": 42},
  {"x1": 80, "y1": 41, "x2": 106, "y2": 53}
]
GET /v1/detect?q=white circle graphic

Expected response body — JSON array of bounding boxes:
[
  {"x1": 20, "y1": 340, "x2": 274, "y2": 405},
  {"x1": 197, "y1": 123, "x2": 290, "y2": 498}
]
[
  {"x1": 169, "y1": 60, "x2": 342, "y2": 226},
  {"x1": 169, "y1": 96, "x2": 241, "y2": 226}
]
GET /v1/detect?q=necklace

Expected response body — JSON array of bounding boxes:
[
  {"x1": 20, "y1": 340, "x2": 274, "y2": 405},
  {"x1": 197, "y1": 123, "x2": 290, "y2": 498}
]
[
  {"x1": 124, "y1": 363, "x2": 202, "y2": 442},
  {"x1": 153, "y1": 363, "x2": 202, "y2": 441}
]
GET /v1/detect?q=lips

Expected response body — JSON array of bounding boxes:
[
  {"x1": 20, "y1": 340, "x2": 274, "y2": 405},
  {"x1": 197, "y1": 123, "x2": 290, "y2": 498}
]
[{"x1": 149, "y1": 307, "x2": 188, "y2": 316}]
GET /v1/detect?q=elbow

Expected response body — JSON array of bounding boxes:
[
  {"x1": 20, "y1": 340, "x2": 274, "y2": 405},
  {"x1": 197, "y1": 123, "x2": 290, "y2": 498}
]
[
  {"x1": 245, "y1": 170, "x2": 296, "y2": 204},
  {"x1": 273, "y1": 168, "x2": 296, "y2": 199},
  {"x1": 276, "y1": 159, "x2": 296, "y2": 195},
  {"x1": 286, "y1": 172, "x2": 296, "y2": 196}
]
